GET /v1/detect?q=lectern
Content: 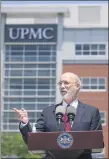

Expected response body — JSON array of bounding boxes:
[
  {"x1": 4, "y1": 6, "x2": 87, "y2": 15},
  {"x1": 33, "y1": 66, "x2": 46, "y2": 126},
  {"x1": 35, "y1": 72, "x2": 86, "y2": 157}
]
[{"x1": 28, "y1": 131, "x2": 104, "y2": 158}]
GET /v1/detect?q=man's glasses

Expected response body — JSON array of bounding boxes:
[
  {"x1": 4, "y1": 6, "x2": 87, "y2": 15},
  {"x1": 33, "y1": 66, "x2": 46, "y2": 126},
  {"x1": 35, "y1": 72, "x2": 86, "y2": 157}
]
[{"x1": 58, "y1": 81, "x2": 76, "y2": 86}]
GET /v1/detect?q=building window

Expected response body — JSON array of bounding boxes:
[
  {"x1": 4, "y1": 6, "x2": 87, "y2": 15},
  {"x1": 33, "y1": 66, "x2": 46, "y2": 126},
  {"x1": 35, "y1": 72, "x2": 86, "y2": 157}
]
[
  {"x1": 75, "y1": 44, "x2": 106, "y2": 55},
  {"x1": 3, "y1": 44, "x2": 56, "y2": 131},
  {"x1": 100, "y1": 112, "x2": 106, "y2": 125},
  {"x1": 80, "y1": 77, "x2": 106, "y2": 91}
]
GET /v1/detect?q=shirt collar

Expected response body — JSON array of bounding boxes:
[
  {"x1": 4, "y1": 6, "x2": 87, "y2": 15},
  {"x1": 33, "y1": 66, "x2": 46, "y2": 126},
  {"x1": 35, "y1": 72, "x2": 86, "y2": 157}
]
[{"x1": 62, "y1": 99, "x2": 78, "y2": 110}]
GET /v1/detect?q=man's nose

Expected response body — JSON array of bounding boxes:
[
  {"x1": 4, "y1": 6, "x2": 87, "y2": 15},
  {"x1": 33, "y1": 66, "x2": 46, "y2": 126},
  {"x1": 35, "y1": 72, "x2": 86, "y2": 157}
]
[{"x1": 61, "y1": 83, "x2": 65, "y2": 88}]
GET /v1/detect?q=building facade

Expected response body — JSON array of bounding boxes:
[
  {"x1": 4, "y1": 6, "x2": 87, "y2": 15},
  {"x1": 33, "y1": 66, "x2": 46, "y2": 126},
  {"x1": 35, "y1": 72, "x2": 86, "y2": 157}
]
[{"x1": 1, "y1": 1, "x2": 108, "y2": 158}]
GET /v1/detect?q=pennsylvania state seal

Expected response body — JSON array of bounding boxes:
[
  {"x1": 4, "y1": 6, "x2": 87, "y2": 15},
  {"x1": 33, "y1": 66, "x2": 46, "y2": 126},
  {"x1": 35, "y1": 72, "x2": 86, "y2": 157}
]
[{"x1": 57, "y1": 132, "x2": 73, "y2": 149}]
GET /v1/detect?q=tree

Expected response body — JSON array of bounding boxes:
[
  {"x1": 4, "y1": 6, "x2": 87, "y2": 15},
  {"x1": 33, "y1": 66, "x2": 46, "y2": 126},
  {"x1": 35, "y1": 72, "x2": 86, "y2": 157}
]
[{"x1": 1, "y1": 132, "x2": 42, "y2": 158}]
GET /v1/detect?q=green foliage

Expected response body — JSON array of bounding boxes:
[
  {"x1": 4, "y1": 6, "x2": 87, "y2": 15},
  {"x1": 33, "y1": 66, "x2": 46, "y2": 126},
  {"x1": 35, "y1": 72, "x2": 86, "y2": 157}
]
[{"x1": 1, "y1": 132, "x2": 42, "y2": 158}]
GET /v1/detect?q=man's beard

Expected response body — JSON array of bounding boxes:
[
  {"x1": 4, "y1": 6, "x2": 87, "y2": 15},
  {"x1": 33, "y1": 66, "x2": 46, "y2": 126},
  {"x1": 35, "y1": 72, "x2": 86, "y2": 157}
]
[{"x1": 62, "y1": 91, "x2": 75, "y2": 102}]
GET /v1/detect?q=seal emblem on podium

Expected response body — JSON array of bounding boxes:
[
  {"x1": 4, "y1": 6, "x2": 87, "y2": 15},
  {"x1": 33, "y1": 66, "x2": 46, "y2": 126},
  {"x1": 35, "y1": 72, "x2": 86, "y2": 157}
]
[{"x1": 57, "y1": 132, "x2": 73, "y2": 149}]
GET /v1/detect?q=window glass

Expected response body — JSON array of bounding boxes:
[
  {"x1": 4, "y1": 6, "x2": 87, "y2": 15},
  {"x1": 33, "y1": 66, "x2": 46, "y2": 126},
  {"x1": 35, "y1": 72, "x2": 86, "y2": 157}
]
[
  {"x1": 83, "y1": 51, "x2": 89, "y2": 55},
  {"x1": 76, "y1": 44, "x2": 82, "y2": 50},
  {"x1": 81, "y1": 77, "x2": 106, "y2": 90},
  {"x1": 99, "y1": 78, "x2": 105, "y2": 84},
  {"x1": 82, "y1": 78, "x2": 89, "y2": 84},
  {"x1": 3, "y1": 44, "x2": 56, "y2": 131},
  {"x1": 83, "y1": 44, "x2": 90, "y2": 50},
  {"x1": 75, "y1": 44, "x2": 106, "y2": 55},
  {"x1": 24, "y1": 70, "x2": 36, "y2": 76},
  {"x1": 11, "y1": 45, "x2": 23, "y2": 50},
  {"x1": 99, "y1": 44, "x2": 105, "y2": 50},
  {"x1": 91, "y1": 78, "x2": 97, "y2": 84},
  {"x1": 25, "y1": 45, "x2": 36, "y2": 50},
  {"x1": 91, "y1": 44, "x2": 98, "y2": 50}
]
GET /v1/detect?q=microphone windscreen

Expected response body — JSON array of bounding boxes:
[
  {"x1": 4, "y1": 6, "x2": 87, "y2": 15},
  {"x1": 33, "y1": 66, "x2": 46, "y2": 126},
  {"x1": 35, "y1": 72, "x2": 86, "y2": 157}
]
[
  {"x1": 66, "y1": 106, "x2": 76, "y2": 115},
  {"x1": 55, "y1": 106, "x2": 65, "y2": 115}
]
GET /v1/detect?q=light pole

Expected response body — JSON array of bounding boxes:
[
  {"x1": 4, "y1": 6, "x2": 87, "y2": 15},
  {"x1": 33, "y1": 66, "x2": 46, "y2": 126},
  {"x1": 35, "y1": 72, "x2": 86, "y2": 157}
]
[{"x1": 0, "y1": 9, "x2": 6, "y2": 159}]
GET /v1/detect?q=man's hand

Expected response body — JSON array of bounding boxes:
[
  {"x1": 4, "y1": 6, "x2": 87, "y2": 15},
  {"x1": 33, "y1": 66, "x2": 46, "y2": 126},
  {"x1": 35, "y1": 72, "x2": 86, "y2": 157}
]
[{"x1": 14, "y1": 108, "x2": 29, "y2": 124}]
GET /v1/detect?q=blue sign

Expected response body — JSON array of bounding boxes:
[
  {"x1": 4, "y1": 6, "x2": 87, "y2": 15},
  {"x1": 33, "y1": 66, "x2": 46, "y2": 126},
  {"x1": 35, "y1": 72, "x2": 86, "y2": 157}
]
[
  {"x1": 5, "y1": 24, "x2": 57, "y2": 43},
  {"x1": 57, "y1": 132, "x2": 73, "y2": 149}
]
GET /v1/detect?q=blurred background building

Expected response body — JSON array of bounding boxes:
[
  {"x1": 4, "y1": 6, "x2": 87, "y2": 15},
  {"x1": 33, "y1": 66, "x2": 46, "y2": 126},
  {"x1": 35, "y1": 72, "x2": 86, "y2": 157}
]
[{"x1": 0, "y1": 1, "x2": 108, "y2": 158}]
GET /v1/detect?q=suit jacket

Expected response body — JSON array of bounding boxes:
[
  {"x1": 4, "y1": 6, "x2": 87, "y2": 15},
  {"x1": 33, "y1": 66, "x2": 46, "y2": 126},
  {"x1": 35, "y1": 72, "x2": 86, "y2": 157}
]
[{"x1": 20, "y1": 100, "x2": 103, "y2": 159}]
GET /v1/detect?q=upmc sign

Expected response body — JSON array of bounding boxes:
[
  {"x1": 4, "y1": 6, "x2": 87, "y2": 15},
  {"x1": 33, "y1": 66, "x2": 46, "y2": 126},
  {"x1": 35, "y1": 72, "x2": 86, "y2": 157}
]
[{"x1": 5, "y1": 24, "x2": 57, "y2": 42}]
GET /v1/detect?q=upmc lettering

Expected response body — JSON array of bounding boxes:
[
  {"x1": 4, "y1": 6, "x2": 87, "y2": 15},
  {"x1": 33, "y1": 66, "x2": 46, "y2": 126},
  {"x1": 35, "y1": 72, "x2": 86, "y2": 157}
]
[
  {"x1": 5, "y1": 24, "x2": 57, "y2": 42},
  {"x1": 9, "y1": 27, "x2": 54, "y2": 40}
]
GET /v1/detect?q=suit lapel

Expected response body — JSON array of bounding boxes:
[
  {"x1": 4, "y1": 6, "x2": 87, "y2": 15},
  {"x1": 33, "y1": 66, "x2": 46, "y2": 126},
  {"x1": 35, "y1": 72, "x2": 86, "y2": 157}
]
[
  {"x1": 72, "y1": 101, "x2": 85, "y2": 130},
  {"x1": 52, "y1": 101, "x2": 86, "y2": 131}
]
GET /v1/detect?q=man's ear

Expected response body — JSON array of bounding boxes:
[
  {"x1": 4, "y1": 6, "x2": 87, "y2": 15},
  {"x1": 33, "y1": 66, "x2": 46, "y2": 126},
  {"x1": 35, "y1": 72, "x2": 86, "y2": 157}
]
[
  {"x1": 76, "y1": 83, "x2": 80, "y2": 88},
  {"x1": 75, "y1": 83, "x2": 80, "y2": 92}
]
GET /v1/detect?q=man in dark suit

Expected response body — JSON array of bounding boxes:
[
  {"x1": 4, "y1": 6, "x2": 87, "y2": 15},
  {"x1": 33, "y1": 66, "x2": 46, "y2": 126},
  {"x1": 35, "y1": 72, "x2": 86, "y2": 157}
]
[{"x1": 14, "y1": 72, "x2": 103, "y2": 159}]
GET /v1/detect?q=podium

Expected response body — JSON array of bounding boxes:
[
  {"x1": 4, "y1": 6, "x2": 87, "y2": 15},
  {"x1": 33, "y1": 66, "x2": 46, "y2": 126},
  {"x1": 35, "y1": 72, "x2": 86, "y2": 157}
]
[{"x1": 28, "y1": 131, "x2": 104, "y2": 158}]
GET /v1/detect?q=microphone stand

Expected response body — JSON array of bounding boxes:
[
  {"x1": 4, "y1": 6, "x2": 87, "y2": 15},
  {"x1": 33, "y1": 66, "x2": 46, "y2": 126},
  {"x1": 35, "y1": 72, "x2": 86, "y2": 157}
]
[
  {"x1": 57, "y1": 119, "x2": 61, "y2": 131},
  {"x1": 69, "y1": 119, "x2": 73, "y2": 128},
  {"x1": 56, "y1": 114, "x2": 63, "y2": 131},
  {"x1": 68, "y1": 114, "x2": 75, "y2": 128}
]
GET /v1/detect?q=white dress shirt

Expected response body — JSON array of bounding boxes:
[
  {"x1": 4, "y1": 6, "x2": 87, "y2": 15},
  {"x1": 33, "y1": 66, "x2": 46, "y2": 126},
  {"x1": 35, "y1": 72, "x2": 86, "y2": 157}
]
[{"x1": 62, "y1": 99, "x2": 78, "y2": 110}]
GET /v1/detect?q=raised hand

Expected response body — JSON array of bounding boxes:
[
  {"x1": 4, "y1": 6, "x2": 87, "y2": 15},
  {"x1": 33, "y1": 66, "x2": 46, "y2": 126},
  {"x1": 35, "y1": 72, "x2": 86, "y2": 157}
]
[{"x1": 14, "y1": 108, "x2": 29, "y2": 124}]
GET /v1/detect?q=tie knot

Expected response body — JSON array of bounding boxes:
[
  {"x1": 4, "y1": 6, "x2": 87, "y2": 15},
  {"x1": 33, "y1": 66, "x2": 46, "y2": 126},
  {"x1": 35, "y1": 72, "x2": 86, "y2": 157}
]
[{"x1": 67, "y1": 104, "x2": 70, "y2": 107}]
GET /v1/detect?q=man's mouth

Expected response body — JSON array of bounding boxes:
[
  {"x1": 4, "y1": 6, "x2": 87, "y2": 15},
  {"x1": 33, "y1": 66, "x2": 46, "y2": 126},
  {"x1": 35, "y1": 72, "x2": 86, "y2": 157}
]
[{"x1": 61, "y1": 91, "x2": 67, "y2": 95}]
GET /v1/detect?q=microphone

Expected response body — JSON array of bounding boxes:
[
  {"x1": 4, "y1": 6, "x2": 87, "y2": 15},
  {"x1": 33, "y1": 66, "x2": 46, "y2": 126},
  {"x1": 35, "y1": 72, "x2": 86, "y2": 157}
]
[
  {"x1": 55, "y1": 106, "x2": 65, "y2": 130},
  {"x1": 66, "y1": 106, "x2": 76, "y2": 128}
]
